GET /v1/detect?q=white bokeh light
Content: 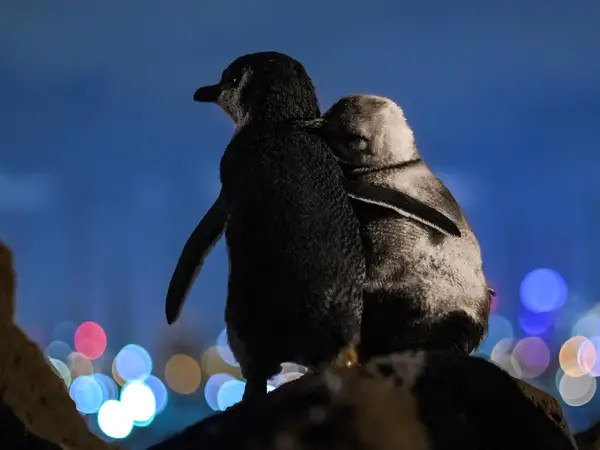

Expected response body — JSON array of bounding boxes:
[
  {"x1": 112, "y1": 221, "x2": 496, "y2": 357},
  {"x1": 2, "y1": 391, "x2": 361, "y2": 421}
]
[
  {"x1": 120, "y1": 380, "x2": 157, "y2": 425},
  {"x1": 97, "y1": 400, "x2": 134, "y2": 439}
]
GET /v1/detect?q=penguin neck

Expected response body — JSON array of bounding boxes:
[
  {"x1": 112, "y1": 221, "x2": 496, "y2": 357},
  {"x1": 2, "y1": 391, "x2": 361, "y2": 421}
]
[
  {"x1": 246, "y1": 88, "x2": 321, "y2": 127},
  {"x1": 342, "y1": 157, "x2": 424, "y2": 177}
]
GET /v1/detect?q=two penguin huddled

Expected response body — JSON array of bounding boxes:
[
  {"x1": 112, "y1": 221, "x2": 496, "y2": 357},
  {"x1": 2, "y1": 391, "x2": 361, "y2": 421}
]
[{"x1": 165, "y1": 52, "x2": 491, "y2": 399}]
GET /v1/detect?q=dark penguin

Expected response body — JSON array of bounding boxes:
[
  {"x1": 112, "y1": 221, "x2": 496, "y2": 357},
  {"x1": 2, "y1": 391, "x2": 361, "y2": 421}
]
[
  {"x1": 304, "y1": 94, "x2": 492, "y2": 359},
  {"x1": 165, "y1": 52, "x2": 365, "y2": 399}
]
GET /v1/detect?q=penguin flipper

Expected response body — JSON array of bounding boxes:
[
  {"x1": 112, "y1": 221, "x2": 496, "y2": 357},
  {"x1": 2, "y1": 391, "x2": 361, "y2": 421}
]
[
  {"x1": 344, "y1": 180, "x2": 462, "y2": 238},
  {"x1": 165, "y1": 190, "x2": 228, "y2": 324}
]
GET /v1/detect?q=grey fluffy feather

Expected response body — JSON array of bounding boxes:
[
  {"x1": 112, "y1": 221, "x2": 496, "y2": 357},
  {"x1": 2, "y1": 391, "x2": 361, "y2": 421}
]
[{"x1": 304, "y1": 94, "x2": 491, "y2": 358}]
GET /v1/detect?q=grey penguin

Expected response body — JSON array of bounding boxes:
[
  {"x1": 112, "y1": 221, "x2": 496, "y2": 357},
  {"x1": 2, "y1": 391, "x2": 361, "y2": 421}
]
[
  {"x1": 165, "y1": 52, "x2": 365, "y2": 400},
  {"x1": 302, "y1": 94, "x2": 493, "y2": 359}
]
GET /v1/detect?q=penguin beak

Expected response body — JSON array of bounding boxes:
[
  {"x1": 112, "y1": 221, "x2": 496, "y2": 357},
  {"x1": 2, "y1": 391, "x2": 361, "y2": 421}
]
[{"x1": 193, "y1": 84, "x2": 221, "y2": 103}]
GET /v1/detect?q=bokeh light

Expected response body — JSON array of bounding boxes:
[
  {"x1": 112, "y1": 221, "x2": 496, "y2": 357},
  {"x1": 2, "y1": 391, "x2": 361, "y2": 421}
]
[
  {"x1": 74, "y1": 321, "x2": 107, "y2": 360},
  {"x1": 49, "y1": 357, "x2": 72, "y2": 387},
  {"x1": 216, "y1": 328, "x2": 240, "y2": 367},
  {"x1": 45, "y1": 340, "x2": 72, "y2": 362},
  {"x1": 112, "y1": 358, "x2": 127, "y2": 386},
  {"x1": 120, "y1": 380, "x2": 157, "y2": 426},
  {"x1": 555, "y1": 368, "x2": 565, "y2": 392},
  {"x1": 97, "y1": 400, "x2": 134, "y2": 439},
  {"x1": 93, "y1": 350, "x2": 115, "y2": 374},
  {"x1": 572, "y1": 314, "x2": 600, "y2": 339},
  {"x1": 559, "y1": 336, "x2": 596, "y2": 377},
  {"x1": 165, "y1": 354, "x2": 202, "y2": 394},
  {"x1": 217, "y1": 379, "x2": 246, "y2": 411},
  {"x1": 518, "y1": 310, "x2": 555, "y2": 336},
  {"x1": 559, "y1": 372, "x2": 597, "y2": 407},
  {"x1": 92, "y1": 373, "x2": 119, "y2": 403},
  {"x1": 51, "y1": 321, "x2": 77, "y2": 343},
  {"x1": 215, "y1": 378, "x2": 274, "y2": 410},
  {"x1": 115, "y1": 344, "x2": 152, "y2": 382},
  {"x1": 69, "y1": 375, "x2": 103, "y2": 414},
  {"x1": 201, "y1": 346, "x2": 241, "y2": 378},
  {"x1": 477, "y1": 314, "x2": 514, "y2": 356},
  {"x1": 144, "y1": 375, "x2": 168, "y2": 414},
  {"x1": 85, "y1": 414, "x2": 111, "y2": 444},
  {"x1": 589, "y1": 337, "x2": 600, "y2": 377},
  {"x1": 511, "y1": 337, "x2": 550, "y2": 378},
  {"x1": 520, "y1": 268, "x2": 568, "y2": 313},
  {"x1": 490, "y1": 338, "x2": 521, "y2": 378},
  {"x1": 204, "y1": 373, "x2": 236, "y2": 411},
  {"x1": 67, "y1": 352, "x2": 94, "y2": 378}
]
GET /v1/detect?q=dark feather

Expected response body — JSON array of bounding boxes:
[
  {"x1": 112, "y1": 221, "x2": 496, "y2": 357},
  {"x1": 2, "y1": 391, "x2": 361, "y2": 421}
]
[{"x1": 165, "y1": 191, "x2": 228, "y2": 324}]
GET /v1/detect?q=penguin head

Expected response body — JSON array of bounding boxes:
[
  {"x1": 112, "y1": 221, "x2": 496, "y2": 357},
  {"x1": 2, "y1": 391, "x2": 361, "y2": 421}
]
[
  {"x1": 193, "y1": 52, "x2": 320, "y2": 129},
  {"x1": 306, "y1": 95, "x2": 418, "y2": 168}
]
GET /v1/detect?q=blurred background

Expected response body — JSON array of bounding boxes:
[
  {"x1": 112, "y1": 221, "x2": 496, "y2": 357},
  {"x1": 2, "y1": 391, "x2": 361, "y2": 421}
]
[{"x1": 1, "y1": 0, "x2": 600, "y2": 447}]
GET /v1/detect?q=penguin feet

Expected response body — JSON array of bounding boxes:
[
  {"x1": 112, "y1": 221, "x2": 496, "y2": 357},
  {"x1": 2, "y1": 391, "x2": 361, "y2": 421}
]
[
  {"x1": 242, "y1": 377, "x2": 267, "y2": 402},
  {"x1": 332, "y1": 344, "x2": 360, "y2": 369}
]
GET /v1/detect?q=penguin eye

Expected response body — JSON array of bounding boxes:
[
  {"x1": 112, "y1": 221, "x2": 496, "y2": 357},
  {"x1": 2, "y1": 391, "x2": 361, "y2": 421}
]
[
  {"x1": 222, "y1": 70, "x2": 242, "y2": 88},
  {"x1": 346, "y1": 134, "x2": 369, "y2": 152}
]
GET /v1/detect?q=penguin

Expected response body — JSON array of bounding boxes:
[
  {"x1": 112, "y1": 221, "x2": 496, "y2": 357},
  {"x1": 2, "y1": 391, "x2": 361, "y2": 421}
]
[
  {"x1": 165, "y1": 52, "x2": 365, "y2": 400},
  {"x1": 301, "y1": 94, "x2": 492, "y2": 359},
  {"x1": 0, "y1": 240, "x2": 114, "y2": 450}
]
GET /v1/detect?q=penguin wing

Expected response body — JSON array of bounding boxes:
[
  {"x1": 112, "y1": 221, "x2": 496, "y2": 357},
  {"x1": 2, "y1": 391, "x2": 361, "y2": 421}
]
[
  {"x1": 343, "y1": 180, "x2": 462, "y2": 237},
  {"x1": 165, "y1": 190, "x2": 228, "y2": 324}
]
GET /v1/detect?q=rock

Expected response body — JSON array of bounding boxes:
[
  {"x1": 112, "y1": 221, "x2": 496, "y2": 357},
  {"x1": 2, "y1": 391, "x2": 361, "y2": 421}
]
[
  {"x1": 151, "y1": 351, "x2": 576, "y2": 450},
  {"x1": 575, "y1": 419, "x2": 600, "y2": 450},
  {"x1": 0, "y1": 239, "x2": 116, "y2": 450}
]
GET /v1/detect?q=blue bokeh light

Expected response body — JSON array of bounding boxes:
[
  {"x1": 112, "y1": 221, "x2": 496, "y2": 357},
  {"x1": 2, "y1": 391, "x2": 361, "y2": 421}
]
[
  {"x1": 51, "y1": 321, "x2": 77, "y2": 343},
  {"x1": 69, "y1": 375, "x2": 103, "y2": 414},
  {"x1": 44, "y1": 340, "x2": 72, "y2": 362},
  {"x1": 518, "y1": 309, "x2": 556, "y2": 335},
  {"x1": 92, "y1": 373, "x2": 119, "y2": 403},
  {"x1": 217, "y1": 379, "x2": 246, "y2": 411},
  {"x1": 205, "y1": 373, "x2": 235, "y2": 411},
  {"x1": 572, "y1": 314, "x2": 600, "y2": 339},
  {"x1": 477, "y1": 314, "x2": 514, "y2": 356},
  {"x1": 216, "y1": 328, "x2": 240, "y2": 367},
  {"x1": 144, "y1": 375, "x2": 168, "y2": 414},
  {"x1": 520, "y1": 268, "x2": 568, "y2": 313},
  {"x1": 115, "y1": 344, "x2": 153, "y2": 381},
  {"x1": 589, "y1": 337, "x2": 600, "y2": 377}
]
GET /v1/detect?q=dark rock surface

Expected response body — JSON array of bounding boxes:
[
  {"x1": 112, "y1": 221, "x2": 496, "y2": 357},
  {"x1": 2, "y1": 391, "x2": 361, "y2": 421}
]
[{"x1": 150, "y1": 351, "x2": 577, "y2": 450}]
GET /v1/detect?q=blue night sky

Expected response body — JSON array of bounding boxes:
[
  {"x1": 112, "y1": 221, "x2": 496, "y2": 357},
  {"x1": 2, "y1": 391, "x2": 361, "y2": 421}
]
[{"x1": 1, "y1": 0, "x2": 600, "y2": 446}]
